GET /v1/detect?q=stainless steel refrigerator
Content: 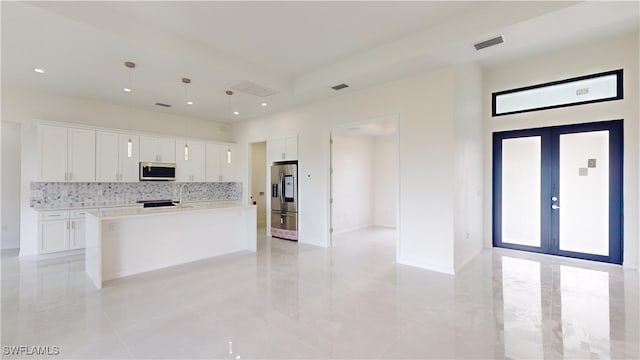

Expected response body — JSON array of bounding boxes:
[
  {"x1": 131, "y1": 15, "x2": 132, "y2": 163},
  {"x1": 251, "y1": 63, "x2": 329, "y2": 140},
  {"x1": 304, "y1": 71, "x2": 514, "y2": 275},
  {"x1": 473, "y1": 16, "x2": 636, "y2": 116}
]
[{"x1": 271, "y1": 161, "x2": 298, "y2": 241}]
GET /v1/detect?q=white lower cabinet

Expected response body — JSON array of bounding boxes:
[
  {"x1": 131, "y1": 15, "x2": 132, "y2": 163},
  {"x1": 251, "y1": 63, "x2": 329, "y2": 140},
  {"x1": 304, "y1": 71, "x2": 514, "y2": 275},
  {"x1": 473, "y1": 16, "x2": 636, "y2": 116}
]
[
  {"x1": 39, "y1": 220, "x2": 69, "y2": 254},
  {"x1": 38, "y1": 209, "x2": 95, "y2": 254}
]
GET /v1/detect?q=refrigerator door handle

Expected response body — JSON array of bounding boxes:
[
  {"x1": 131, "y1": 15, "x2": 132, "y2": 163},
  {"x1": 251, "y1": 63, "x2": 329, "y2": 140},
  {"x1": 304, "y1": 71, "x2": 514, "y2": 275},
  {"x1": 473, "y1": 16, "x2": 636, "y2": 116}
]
[
  {"x1": 279, "y1": 173, "x2": 285, "y2": 206},
  {"x1": 271, "y1": 183, "x2": 278, "y2": 198}
]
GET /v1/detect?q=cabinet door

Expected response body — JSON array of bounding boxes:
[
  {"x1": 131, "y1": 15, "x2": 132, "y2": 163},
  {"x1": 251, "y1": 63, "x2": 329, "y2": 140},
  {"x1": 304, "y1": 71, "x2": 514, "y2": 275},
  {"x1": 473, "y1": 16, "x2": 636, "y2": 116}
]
[
  {"x1": 269, "y1": 138, "x2": 285, "y2": 163},
  {"x1": 205, "y1": 143, "x2": 221, "y2": 182},
  {"x1": 175, "y1": 138, "x2": 191, "y2": 182},
  {"x1": 219, "y1": 144, "x2": 235, "y2": 182},
  {"x1": 158, "y1": 137, "x2": 176, "y2": 163},
  {"x1": 284, "y1": 135, "x2": 298, "y2": 161},
  {"x1": 40, "y1": 125, "x2": 68, "y2": 181},
  {"x1": 119, "y1": 135, "x2": 139, "y2": 182},
  {"x1": 67, "y1": 128, "x2": 96, "y2": 182},
  {"x1": 189, "y1": 141, "x2": 206, "y2": 182},
  {"x1": 139, "y1": 136, "x2": 159, "y2": 162},
  {"x1": 40, "y1": 220, "x2": 69, "y2": 254},
  {"x1": 70, "y1": 219, "x2": 85, "y2": 249},
  {"x1": 96, "y1": 131, "x2": 119, "y2": 182}
]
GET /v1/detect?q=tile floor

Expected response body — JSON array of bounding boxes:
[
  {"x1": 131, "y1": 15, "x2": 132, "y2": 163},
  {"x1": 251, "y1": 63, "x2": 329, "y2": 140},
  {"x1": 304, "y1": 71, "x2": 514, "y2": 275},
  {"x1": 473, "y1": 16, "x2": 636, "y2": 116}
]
[{"x1": 1, "y1": 227, "x2": 639, "y2": 359}]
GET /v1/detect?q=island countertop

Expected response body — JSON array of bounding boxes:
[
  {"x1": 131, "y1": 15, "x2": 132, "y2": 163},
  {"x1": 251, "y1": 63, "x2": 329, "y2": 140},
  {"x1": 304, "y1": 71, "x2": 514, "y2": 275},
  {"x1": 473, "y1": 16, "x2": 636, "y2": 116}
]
[
  {"x1": 85, "y1": 201, "x2": 257, "y2": 289},
  {"x1": 86, "y1": 201, "x2": 251, "y2": 220}
]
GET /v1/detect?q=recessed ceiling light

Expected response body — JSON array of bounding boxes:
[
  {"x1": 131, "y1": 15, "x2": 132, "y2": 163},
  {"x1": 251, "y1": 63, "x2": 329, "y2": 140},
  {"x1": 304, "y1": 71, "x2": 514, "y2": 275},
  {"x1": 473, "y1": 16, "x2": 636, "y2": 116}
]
[
  {"x1": 33, "y1": 68, "x2": 45, "y2": 74},
  {"x1": 123, "y1": 88, "x2": 131, "y2": 93},
  {"x1": 187, "y1": 101, "x2": 193, "y2": 105},
  {"x1": 261, "y1": 102, "x2": 268, "y2": 107},
  {"x1": 233, "y1": 111, "x2": 240, "y2": 115}
]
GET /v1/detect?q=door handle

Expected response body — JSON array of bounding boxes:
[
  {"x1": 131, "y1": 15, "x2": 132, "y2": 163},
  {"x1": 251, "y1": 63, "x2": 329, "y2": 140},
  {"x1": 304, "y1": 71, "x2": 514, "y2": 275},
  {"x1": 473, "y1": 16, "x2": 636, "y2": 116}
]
[{"x1": 552, "y1": 205, "x2": 560, "y2": 210}]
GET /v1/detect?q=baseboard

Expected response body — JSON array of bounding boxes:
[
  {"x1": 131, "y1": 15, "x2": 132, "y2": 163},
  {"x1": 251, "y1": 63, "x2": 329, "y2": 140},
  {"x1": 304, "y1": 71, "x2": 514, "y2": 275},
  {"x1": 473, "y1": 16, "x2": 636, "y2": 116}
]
[
  {"x1": 454, "y1": 247, "x2": 483, "y2": 272},
  {"x1": 373, "y1": 223, "x2": 396, "y2": 229},
  {"x1": 331, "y1": 224, "x2": 373, "y2": 235},
  {"x1": 397, "y1": 257, "x2": 455, "y2": 275}
]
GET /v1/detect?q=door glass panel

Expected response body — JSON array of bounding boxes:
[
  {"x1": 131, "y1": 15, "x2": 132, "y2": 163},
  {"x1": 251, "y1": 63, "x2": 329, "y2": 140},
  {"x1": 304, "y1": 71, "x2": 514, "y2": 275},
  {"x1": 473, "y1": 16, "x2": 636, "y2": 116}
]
[
  {"x1": 502, "y1": 137, "x2": 541, "y2": 247},
  {"x1": 559, "y1": 131, "x2": 609, "y2": 255}
]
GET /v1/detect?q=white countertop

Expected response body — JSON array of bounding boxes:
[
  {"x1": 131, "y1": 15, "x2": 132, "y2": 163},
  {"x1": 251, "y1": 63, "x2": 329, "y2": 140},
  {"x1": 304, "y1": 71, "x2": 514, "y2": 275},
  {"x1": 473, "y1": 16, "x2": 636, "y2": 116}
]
[
  {"x1": 34, "y1": 203, "x2": 144, "y2": 211},
  {"x1": 86, "y1": 201, "x2": 253, "y2": 220}
]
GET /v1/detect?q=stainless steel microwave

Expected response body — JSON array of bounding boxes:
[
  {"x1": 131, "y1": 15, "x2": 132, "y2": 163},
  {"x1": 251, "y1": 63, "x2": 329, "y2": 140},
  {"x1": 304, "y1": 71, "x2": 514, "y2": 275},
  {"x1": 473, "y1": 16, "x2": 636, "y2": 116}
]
[{"x1": 139, "y1": 162, "x2": 176, "y2": 181}]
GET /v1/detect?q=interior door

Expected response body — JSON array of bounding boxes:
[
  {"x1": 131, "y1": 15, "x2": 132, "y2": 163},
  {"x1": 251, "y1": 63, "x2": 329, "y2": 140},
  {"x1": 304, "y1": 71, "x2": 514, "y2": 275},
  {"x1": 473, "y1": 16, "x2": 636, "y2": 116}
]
[{"x1": 493, "y1": 120, "x2": 623, "y2": 264}]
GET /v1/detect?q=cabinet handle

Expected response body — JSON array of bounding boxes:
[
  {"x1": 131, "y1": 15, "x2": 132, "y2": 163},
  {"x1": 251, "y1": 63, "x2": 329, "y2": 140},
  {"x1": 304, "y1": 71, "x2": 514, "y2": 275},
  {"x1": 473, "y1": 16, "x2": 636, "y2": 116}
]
[
  {"x1": 48, "y1": 214, "x2": 62, "y2": 217},
  {"x1": 64, "y1": 172, "x2": 68, "y2": 181},
  {"x1": 282, "y1": 152, "x2": 285, "y2": 160},
  {"x1": 72, "y1": 221, "x2": 75, "y2": 230},
  {"x1": 69, "y1": 172, "x2": 72, "y2": 181}
]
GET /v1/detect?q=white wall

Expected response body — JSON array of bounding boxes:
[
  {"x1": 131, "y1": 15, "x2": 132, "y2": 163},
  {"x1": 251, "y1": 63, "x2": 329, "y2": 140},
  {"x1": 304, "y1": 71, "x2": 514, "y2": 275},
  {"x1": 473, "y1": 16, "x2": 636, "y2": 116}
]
[
  {"x1": 250, "y1": 142, "x2": 267, "y2": 225},
  {"x1": 234, "y1": 65, "x2": 480, "y2": 274},
  {"x1": 331, "y1": 131, "x2": 374, "y2": 233},
  {"x1": 1, "y1": 87, "x2": 232, "y2": 256},
  {"x1": 1, "y1": 121, "x2": 21, "y2": 249},
  {"x1": 373, "y1": 134, "x2": 398, "y2": 228},
  {"x1": 483, "y1": 30, "x2": 639, "y2": 269},
  {"x1": 453, "y1": 63, "x2": 484, "y2": 271}
]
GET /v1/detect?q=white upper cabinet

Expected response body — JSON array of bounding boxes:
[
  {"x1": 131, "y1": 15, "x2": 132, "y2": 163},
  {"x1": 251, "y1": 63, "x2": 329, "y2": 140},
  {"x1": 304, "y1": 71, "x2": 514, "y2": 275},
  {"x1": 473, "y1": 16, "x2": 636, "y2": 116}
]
[
  {"x1": 97, "y1": 131, "x2": 139, "y2": 182},
  {"x1": 39, "y1": 122, "x2": 238, "y2": 185},
  {"x1": 205, "y1": 143, "x2": 236, "y2": 182},
  {"x1": 40, "y1": 125, "x2": 68, "y2": 182},
  {"x1": 205, "y1": 143, "x2": 221, "y2": 182},
  {"x1": 96, "y1": 132, "x2": 119, "y2": 182},
  {"x1": 140, "y1": 136, "x2": 175, "y2": 163},
  {"x1": 40, "y1": 125, "x2": 95, "y2": 182},
  {"x1": 269, "y1": 135, "x2": 298, "y2": 162},
  {"x1": 175, "y1": 139, "x2": 206, "y2": 182}
]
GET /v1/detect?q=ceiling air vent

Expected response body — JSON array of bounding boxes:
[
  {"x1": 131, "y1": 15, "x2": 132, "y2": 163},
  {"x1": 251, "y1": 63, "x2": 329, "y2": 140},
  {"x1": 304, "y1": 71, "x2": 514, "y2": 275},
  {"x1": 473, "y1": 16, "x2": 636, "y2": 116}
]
[
  {"x1": 474, "y1": 35, "x2": 504, "y2": 51},
  {"x1": 231, "y1": 80, "x2": 278, "y2": 97},
  {"x1": 331, "y1": 83, "x2": 349, "y2": 91},
  {"x1": 155, "y1": 102, "x2": 172, "y2": 108}
]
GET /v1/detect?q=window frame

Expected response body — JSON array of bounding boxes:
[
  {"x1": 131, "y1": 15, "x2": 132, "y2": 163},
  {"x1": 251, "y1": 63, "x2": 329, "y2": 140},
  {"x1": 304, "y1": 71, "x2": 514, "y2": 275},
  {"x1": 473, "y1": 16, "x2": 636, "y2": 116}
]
[{"x1": 492, "y1": 69, "x2": 623, "y2": 117}]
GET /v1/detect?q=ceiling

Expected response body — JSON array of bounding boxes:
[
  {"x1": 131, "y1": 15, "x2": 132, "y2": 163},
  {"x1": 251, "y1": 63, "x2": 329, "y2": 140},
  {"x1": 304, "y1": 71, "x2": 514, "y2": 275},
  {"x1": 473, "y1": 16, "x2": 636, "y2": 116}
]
[{"x1": 2, "y1": 1, "x2": 638, "y2": 123}]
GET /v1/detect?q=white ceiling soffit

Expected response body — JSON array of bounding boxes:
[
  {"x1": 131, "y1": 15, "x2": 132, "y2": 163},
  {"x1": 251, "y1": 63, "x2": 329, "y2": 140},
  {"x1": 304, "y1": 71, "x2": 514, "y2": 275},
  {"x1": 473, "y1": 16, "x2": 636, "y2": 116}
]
[{"x1": 2, "y1": 1, "x2": 637, "y2": 122}]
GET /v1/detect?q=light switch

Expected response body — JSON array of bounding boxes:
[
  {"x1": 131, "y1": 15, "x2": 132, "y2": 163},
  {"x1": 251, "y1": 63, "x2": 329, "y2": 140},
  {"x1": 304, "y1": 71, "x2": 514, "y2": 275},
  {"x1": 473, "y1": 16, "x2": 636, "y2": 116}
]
[
  {"x1": 588, "y1": 158, "x2": 597, "y2": 168},
  {"x1": 579, "y1": 168, "x2": 588, "y2": 176}
]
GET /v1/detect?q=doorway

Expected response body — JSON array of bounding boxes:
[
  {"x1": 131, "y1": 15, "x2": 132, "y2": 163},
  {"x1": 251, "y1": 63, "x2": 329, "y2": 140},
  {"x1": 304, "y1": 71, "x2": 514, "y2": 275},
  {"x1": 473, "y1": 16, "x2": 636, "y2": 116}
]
[
  {"x1": 493, "y1": 120, "x2": 623, "y2": 264},
  {"x1": 329, "y1": 118, "x2": 399, "y2": 251},
  {"x1": 250, "y1": 142, "x2": 267, "y2": 227}
]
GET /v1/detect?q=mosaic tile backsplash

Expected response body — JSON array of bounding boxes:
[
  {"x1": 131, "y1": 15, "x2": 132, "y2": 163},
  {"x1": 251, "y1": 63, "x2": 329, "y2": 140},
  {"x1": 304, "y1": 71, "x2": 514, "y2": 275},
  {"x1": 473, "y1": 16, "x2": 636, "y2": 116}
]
[{"x1": 30, "y1": 182, "x2": 242, "y2": 210}]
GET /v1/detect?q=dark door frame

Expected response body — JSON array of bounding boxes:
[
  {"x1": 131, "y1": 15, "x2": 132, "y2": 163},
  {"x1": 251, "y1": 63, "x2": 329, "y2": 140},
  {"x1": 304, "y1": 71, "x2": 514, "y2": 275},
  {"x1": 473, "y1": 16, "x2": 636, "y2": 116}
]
[{"x1": 493, "y1": 120, "x2": 623, "y2": 264}]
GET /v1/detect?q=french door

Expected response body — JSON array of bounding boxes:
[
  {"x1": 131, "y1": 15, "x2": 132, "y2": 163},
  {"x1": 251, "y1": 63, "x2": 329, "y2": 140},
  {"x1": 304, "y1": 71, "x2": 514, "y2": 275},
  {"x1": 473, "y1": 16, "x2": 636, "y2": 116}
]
[{"x1": 493, "y1": 120, "x2": 623, "y2": 264}]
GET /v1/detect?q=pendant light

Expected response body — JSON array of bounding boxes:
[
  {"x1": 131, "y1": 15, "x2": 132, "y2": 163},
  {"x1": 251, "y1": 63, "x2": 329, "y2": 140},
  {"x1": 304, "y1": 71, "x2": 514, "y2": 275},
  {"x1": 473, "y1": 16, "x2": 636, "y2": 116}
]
[
  {"x1": 226, "y1": 90, "x2": 234, "y2": 164},
  {"x1": 182, "y1": 77, "x2": 192, "y2": 161},
  {"x1": 124, "y1": 61, "x2": 136, "y2": 158}
]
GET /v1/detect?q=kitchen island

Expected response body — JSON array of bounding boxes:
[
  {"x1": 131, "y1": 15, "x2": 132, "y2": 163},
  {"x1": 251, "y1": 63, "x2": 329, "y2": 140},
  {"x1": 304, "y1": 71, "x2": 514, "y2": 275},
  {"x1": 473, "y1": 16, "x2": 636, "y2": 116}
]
[{"x1": 85, "y1": 202, "x2": 256, "y2": 288}]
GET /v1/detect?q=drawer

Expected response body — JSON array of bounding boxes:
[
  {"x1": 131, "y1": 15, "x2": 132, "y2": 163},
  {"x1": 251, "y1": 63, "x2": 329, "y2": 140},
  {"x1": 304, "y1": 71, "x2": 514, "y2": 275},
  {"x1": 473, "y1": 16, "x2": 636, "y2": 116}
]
[
  {"x1": 71, "y1": 209, "x2": 97, "y2": 218},
  {"x1": 39, "y1": 210, "x2": 70, "y2": 220}
]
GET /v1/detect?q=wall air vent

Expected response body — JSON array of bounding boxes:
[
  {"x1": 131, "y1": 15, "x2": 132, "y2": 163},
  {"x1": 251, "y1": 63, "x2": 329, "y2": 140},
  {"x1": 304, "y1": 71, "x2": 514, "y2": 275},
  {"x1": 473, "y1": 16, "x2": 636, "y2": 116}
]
[
  {"x1": 331, "y1": 83, "x2": 349, "y2": 91},
  {"x1": 231, "y1": 80, "x2": 278, "y2": 97},
  {"x1": 474, "y1": 35, "x2": 504, "y2": 51},
  {"x1": 155, "y1": 102, "x2": 172, "y2": 108}
]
